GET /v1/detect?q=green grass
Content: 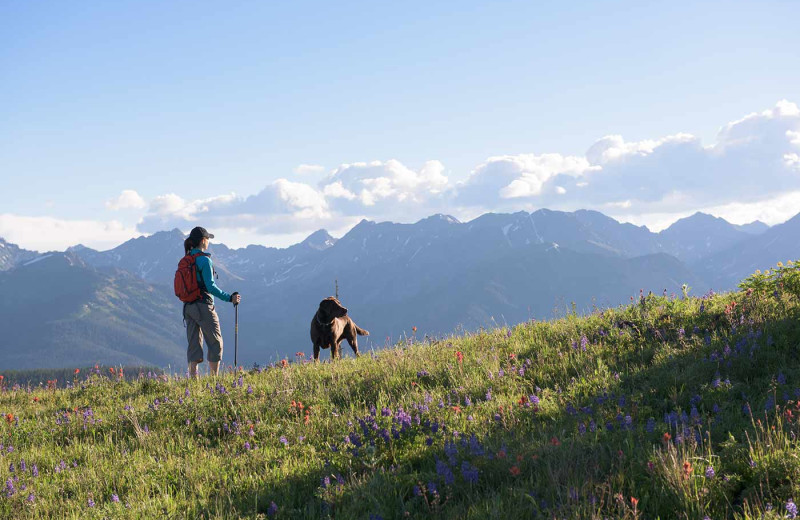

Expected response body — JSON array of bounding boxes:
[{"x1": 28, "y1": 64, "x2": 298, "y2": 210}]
[{"x1": 2, "y1": 266, "x2": 800, "y2": 519}]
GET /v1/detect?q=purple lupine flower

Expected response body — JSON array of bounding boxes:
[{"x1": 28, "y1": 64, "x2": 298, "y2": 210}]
[
  {"x1": 787, "y1": 499, "x2": 798, "y2": 519},
  {"x1": 244, "y1": 442, "x2": 251, "y2": 451},
  {"x1": 19, "y1": 459, "x2": 26, "y2": 472},
  {"x1": 577, "y1": 422, "x2": 586, "y2": 435},
  {"x1": 778, "y1": 373, "x2": 787, "y2": 385},
  {"x1": 32, "y1": 464, "x2": 38, "y2": 477},
  {"x1": 498, "y1": 369, "x2": 505, "y2": 378},
  {"x1": 247, "y1": 385, "x2": 253, "y2": 395},
  {"x1": 461, "y1": 461, "x2": 479, "y2": 484},
  {"x1": 427, "y1": 481, "x2": 437, "y2": 494},
  {"x1": 280, "y1": 436, "x2": 288, "y2": 446},
  {"x1": 645, "y1": 417, "x2": 655, "y2": 433},
  {"x1": 435, "y1": 459, "x2": 455, "y2": 485},
  {"x1": 88, "y1": 498, "x2": 95, "y2": 507},
  {"x1": 381, "y1": 407, "x2": 392, "y2": 417},
  {"x1": 412, "y1": 485, "x2": 421, "y2": 496},
  {"x1": 9, "y1": 463, "x2": 14, "y2": 473},
  {"x1": 112, "y1": 494, "x2": 120, "y2": 503},
  {"x1": 26, "y1": 492, "x2": 35, "y2": 503},
  {"x1": 267, "y1": 501, "x2": 278, "y2": 517},
  {"x1": 464, "y1": 396, "x2": 472, "y2": 407},
  {"x1": 485, "y1": 389, "x2": 492, "y2": 401},
  {"x1": 705, "y1": 466, "x2": 715, "y2": 478},
  {"x1": 580, "y1": 335, "x2": 588, "y2": 350}
]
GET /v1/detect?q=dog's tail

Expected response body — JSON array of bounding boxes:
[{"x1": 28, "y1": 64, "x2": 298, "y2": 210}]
[{"x1": 355, "y1": 325, "x2": 369, "y2": 336}]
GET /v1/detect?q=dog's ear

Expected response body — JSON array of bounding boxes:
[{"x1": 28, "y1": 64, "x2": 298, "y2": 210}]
[{"x1": 333, "y1": 298, "x2": 347, "y2": 314}]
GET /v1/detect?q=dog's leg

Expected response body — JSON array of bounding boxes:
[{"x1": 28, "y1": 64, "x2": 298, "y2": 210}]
[
  {"x1": 313, "y1": 343, "x2": 320, "y2": 362},
  {"x1": 347, "y1": 336, "x2": 360, "y2": 357},
  {"x1": 331, "y1": 342, "x2": 338, "y2": 360}
]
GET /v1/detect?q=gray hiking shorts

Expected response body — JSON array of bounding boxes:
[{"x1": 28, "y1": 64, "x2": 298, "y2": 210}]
[{"x1": 183, "y1": 301, "x2": 223, "y2": 363}]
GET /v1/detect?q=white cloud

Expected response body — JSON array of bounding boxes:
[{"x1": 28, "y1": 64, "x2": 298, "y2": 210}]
[
  {"x1": 138, "y1": 181, "x2": 329, "y2": 235},
  {"x1": 457, "y1": 153, "x2": 597, "y2": 205},
  {"x1": 293, "y1": 164, "x2": 326, "y2": 175},
  {"x1": 0, "y1": 214, "x2": 141, "y2": 252},
  {"x1": 320, "y1": 159, "x2": 449, "y2": 216},
  {"x1": 105, "y1": 190, "x2": 146, "y2": 210},
  {"x1": 585, "y1": 133, "x2": 697, "y2": 164}
]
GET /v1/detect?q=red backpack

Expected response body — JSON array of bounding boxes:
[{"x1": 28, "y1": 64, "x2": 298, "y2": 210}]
[{"x1": 174, "y1": 252, "x2": 208, "y2": 303}]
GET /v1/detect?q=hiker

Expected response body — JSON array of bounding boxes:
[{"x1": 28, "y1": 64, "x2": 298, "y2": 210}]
[{"x1": 180, "y1": 227, "x2": 241, "y2": 378}]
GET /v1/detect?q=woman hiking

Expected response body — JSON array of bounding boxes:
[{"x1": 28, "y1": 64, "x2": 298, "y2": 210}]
[{"x1": 182, "y1": 226, "x2": 241, "y2": 378}]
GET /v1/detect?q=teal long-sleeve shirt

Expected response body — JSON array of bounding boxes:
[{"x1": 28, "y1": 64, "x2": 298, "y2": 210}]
[{"x1": 189, "y1": 248, "x2": 232, "y2": 304}]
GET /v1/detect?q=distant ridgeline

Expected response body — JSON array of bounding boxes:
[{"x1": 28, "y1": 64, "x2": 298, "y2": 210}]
[{"x1": 0, "y1": 208, "x2": 796, "y2": 370}]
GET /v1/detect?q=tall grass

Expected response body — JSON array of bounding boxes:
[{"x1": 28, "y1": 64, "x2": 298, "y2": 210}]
[{"x1": 1, "y1": 264, "x2": 800, "y2": 519}]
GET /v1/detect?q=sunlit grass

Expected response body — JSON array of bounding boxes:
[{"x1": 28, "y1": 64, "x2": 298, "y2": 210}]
[{"x1": 1, "y1": 264, "x2": 800, "y2": 518}]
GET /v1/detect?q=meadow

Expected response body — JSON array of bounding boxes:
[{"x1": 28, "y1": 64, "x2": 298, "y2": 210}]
[{"x1": 1, "y1": 263, "x2": 800, "y2": 519}]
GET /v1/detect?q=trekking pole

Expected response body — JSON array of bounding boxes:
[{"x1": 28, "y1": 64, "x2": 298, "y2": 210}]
[{"x1": 232, "y1": 292, "x2": 239, "y2": 368}]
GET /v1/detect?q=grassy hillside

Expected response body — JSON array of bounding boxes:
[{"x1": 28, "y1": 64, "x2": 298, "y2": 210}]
[{"x1": 1, "y1": 264, "x2": 800, "y2": 519}]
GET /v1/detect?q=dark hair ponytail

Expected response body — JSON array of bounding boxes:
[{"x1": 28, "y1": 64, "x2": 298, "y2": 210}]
[{"x1": 184, "y1": 237, "x2": 200, "y2": 254}]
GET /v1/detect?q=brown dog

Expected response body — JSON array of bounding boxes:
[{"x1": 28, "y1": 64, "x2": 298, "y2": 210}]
[{"x1": 310, "y1": 297, "x2": 369, "y2": 361}]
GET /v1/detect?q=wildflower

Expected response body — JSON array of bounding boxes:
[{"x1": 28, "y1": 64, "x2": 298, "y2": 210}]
[
  {"x1": 74, "y1": 368, "x2": 80, "y2": 375},
  {"x1": 509, "y1": 466, "x2": 521, "y2": 476},
  {"x1": 455, "y1": 351, "x2": 463, "y2": 364},
  {"x1": 631, "y1": 497, "x2": 639, "y2": 508},
  {"x1": 787, "y1": 499, "x2": 798, "y2": 519},
  {"x1": 485, "y1": 389, "x2": 492, "y2": 401},
  {"x1": 112, "y1": 494, "x2": 120, "y2": 503},
  {"x1": 280, "y1": 436, "x2": 289, "y2": 447},
  {"x1": 461, "y1": 461, "x2": 479, "y2": 484},
  {"x1": 26, "y1": 492, "x2": 35, "y2": 503},
  {"x1": 5, "y1": 413, "x2": 13, "y2": 424},
  {"x1": 88, "y1": 498, "x2": 95, "y2": 508},
  {"x1": 267, "y1": 501, "x2": 278, "y2": 517},
  {"x1": 682, "y1": 461, "x2": 693, "y2": 479},
  {"x1": 550, "y1": 437, "x2": 560, "y2": 446},
  {"x1": 244, "y1": 442, "x2": 251, "y2": 451},
  {"x1": 435, "y1": 459, "x2": 455, "y2": 485},
  {"x1": 663, "y1": 432, "x2": 672, "y2": 442},
  {"x1": 705, "y1": 466, "x2": 715, "y2": 478},
  {"x1": 280, "y1": 359, "x2": 289, "y2": 368}
]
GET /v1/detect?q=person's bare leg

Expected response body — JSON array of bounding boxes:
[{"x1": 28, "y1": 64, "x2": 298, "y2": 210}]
[
  {"x1": 208, "y1": 361, "x2": 220, "y2": 376},
  {"x1": 189, "y1": 361, "x2": 200, "y2": 380}
]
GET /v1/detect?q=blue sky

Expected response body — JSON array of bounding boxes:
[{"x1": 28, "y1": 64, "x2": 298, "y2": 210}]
[{"x1": 2, "y1": 0, "x2": 800, "y2": 251}]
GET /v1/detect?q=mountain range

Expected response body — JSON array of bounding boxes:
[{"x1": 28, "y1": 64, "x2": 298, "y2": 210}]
[{"x1": 0, "y1": 209, "x2": 793, "y2": 370}]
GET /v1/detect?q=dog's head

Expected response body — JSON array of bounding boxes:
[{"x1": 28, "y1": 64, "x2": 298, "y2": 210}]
[{"x1": 318, "y1": 297, "x2": 347, "y2": 320}]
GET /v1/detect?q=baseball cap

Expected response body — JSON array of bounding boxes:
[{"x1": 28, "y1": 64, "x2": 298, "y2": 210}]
[{"x1": 188, "y1": 227, "x2": 215, "y2": 240}]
